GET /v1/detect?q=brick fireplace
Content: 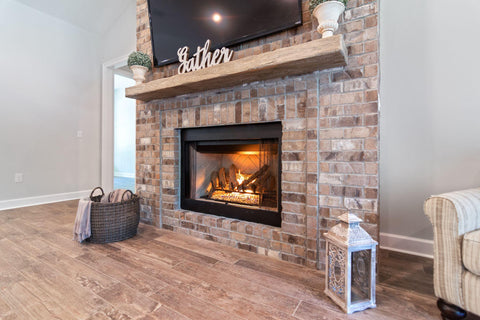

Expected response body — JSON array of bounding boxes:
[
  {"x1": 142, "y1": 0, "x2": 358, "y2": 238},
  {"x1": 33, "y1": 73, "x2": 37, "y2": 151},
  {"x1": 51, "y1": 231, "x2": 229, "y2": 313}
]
[
  {"x1": 180, "y1": 122, "x2": 282, "y2": 227},
  {"x1": 134, "y1": 0, "x2": 379, "y2": 270}
]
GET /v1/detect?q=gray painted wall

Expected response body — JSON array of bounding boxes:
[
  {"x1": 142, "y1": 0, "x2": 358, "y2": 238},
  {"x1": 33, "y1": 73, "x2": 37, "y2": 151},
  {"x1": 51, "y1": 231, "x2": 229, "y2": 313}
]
[
  {"x1": 379, "y1": 0, "x2": 480, "y2": 242},
  {"x1": 101, "y1": 0, "x2": 136, "y2": 62},
  {"x1": 0, "y1": 0, "x2": 136, "y2": 203},
  {"x1": 0, "y1": 0, "x2": 102, "y2": 200}
]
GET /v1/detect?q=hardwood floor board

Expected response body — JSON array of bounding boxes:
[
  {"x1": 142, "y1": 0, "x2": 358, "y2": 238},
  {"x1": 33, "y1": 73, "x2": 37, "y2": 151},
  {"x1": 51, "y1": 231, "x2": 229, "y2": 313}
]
[
  {"x1": 294, "y1": 288, "x2": 437, "y2": 320},
  {"x1": 374, "y1": 285, "x2": 437, "y2": 320},
  {"x1": 3, "y1": 218, "x2": 43, "y2": 236},
  {"x1": 18, "y1": 261, "x2": 112, "y2": 319},
  {"x1": 14, "y1": 279, "x2": 79, "y2": 320},
  {"x1": 177, "y1": 281, "x2": 298, "y2": 320},
  {"x1": 378, "y1": 249, "x2": 434, "y2": 297},
  {"x1": 137, "y1": 306, "x2": 192, "y2": 320},
  {"x1": 98, "y1": 244, "x2": 197, "y2": 285},
  {"x1": 152, "y1": 229, "x2": 246, "y2": 264},
  {"x1": 0, "y1": 261, "x2": 76, "y2": 320},
  {"x1": 76, "y1": 251, "x2": 169, "y2": 296},
  {"x1": 156, "y1": 227, "x2": 323, "y2": 292},
  {"x1": 102, "y1": 244, "x2": 293, "y2": 319},
  {"x1": 0, "y1": 238, "x2": 38, "y2": 270},
  {"x1": 166, "y1": 262, "x2": 298, "y2": 320},
  {"x1": 214, "y1": 260, "x2": 324, "y2": 305},
  {"x1": 0, "y1": 268, "x2": 26, "y2": 295},
  {"x1": 106, "y1": 238, "x2": 185, "y2": 267},
  {"x1": 294, "y1": 300, "x2": 362, "y2": 320},
  {"x1": 96, "y1": 282, "x2": 161, "y2": 318},
  {"x1": 0, "y1": 222, "x2": 24, "y2": 240},
  {"x1": 37, "y1": 250, "x2": 119, "y2": 294},
  {"x1": 110, "y1": 235, "x2": 219, "y2": 266},
  {"x1": 84, "y1": 308, "x2": 133, "y2": 320},
  {"x1": 136, "y1": 223, "x2": 169, "y2": 239},
  {"x1": 5, "y1": 231, "x2": 58, "y2": 258},
  {"x1": 150, "y1": 285, "x2": 245, "y2": 320},
  {"x1": 235, "y1": 258, "x2": 325, "y2": 290},
  {"x1": 174, "y1": 260, "x2": 300, "y2": 315},
  {"x1": 96, "y1": 244, "x2": 296, "y2": 319},
  {"x1": 0, "y1": 293, "x2": 12, "y2": 315},
  {"x1": 31, "y1": 228, "x2": 90, "y2": 258},
  {"x1": 0, "y1": 208, "x2": 21, "y2": 219},
  {"x1": 0, "y1": 287, "x2": 43, "y2": 320},
  {"x1": 1, "y1": 282, "x2": 62, "y2": 320},
  {"x1": 379, "y1": 269, "x2": 434, "y2": 297},
  {"x1": 0, "y1": 313, "x2": 19, "y2": 320}
]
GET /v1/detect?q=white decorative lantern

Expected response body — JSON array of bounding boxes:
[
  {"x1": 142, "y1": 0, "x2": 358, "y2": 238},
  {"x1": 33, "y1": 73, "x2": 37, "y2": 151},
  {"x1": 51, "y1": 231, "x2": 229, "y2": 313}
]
[{"x1": 324, "y1": 213, "x2": 377, "y2": 314}]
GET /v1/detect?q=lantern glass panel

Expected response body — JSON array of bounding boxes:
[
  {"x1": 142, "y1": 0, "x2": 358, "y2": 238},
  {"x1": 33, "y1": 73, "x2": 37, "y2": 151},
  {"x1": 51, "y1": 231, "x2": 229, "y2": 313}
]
[
  {"x1": 351, "y1": 249, "x2": 371, "y2": 303},
  {"x1": 328, "y1": 243, "x2": 346, "y2": 299}
]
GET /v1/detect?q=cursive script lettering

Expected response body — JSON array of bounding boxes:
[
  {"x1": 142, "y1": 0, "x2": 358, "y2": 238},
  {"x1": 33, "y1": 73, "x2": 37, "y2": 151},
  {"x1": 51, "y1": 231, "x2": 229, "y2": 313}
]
[{"x1": 177, "y1": 39, "x2": 234, "y2": 74}]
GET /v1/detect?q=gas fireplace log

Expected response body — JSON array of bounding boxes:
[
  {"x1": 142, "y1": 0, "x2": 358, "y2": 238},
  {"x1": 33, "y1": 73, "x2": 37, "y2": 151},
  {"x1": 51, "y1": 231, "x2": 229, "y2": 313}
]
[
  {"x1": 239, "y1": 164, "x2": 270, "y2": 190},
  {"x1": 252, "y1": 170, "x2": 272, "y2": 193},
  {"x1": 210, "y1": 171, "x2": 219, "y2": 188},
  {"x1": 229, "y1": 164, "x2": 239, "y2": 190},
  {"x1": 219, "y1": 167, "x2": 228, "y2": 189},
  {"x1": 208, "y1": 171, "x2": 219, "y2": 196}
]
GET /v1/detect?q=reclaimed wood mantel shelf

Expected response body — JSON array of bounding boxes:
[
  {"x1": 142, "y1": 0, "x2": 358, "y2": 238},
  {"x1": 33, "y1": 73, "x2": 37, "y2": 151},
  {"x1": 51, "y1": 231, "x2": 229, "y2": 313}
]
[{"x1": 125, "y1": 35, "x2": 347, "y2": 102}]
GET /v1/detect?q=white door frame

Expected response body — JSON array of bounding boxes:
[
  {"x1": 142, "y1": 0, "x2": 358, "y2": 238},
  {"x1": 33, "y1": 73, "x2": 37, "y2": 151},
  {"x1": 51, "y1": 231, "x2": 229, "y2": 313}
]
[{"x1": 101, "y1": 55, "x2": 130, "y2": 192}]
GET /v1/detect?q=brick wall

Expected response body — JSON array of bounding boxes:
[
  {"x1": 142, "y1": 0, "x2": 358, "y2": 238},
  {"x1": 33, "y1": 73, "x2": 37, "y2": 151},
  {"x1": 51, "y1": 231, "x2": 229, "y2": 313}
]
[{"x1": 135, "y1": 0, "x2": 379, "y2": 269}]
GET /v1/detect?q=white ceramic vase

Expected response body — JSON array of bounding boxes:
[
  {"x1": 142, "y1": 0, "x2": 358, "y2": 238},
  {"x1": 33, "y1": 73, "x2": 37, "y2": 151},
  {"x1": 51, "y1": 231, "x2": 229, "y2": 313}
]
[
  {"x1": 312, "y1": 1, "x2": 346, "y2": 38},
  {"x1": 130, "y1": 65, "x2": 149, "y2": 85}
]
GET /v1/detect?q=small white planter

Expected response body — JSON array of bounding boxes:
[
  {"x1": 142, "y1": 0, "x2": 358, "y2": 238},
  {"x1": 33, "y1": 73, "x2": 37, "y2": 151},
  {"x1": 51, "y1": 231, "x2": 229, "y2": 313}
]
[
  {"x1": 312, "y1": 1, "x2": 346, "y2": 38},
  {"x1": 130, "y1": 65, "x2": 149, "y2": 85}
]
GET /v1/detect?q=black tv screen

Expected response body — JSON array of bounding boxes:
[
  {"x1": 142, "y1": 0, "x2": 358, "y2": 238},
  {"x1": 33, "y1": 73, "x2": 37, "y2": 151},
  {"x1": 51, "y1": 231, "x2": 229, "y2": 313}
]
[{"x1": 147, "y1": 0, "x2": 303, "y2": 67}]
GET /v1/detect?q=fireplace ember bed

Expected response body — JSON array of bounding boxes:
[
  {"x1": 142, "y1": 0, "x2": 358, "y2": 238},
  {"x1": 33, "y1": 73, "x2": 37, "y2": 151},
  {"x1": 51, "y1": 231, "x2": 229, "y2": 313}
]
[{"x1": 180, "y1": 122, "x2": 282, "y2": 227}]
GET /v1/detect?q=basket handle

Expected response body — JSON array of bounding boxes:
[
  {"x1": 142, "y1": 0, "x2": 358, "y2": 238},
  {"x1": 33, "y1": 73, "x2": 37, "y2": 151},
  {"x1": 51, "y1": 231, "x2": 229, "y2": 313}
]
[
  {"x1": 122, "y1": 189, "x2": 134, "y2": 201},
  {"x1": 90, "y1": 187, "x2": 104, "y2": 199}
]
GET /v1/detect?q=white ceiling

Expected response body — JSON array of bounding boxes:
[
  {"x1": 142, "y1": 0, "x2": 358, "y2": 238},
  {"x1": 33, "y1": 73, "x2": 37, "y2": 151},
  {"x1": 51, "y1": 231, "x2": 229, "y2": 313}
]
[{"x1": 14, "y1": 0, "x2": 134, "y2": 35}]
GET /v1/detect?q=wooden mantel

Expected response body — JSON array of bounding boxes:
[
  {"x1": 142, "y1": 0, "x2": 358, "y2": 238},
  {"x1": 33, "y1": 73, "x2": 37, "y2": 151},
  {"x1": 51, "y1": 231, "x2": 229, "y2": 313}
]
[{"x1": 125, "y1": 35, "x2": 347, "y2": 102}]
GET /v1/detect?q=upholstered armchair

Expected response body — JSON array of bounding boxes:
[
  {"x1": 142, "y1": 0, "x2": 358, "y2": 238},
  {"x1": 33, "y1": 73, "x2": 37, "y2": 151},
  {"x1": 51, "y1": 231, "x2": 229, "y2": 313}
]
[{"x1": 424, "y1": 188, "x2": 480, "y2": 320}]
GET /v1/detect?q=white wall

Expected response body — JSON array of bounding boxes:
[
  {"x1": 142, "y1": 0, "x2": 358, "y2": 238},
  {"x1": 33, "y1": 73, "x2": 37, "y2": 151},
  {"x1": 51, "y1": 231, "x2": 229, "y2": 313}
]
[
  {"x1": 101, "y1": 0, "x2": 136, "y2": 62},
  {"x1": 0, "y1": 0, "x2": 102, "y2": 202},
  {"x1": 380, "y1": 0, "x2": 480, "y2": 253}
]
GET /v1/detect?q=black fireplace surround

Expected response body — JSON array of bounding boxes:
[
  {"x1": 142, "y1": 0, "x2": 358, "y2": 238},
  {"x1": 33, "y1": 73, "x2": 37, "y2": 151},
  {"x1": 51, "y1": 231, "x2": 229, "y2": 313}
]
[{"x1": 180, "y1": 122, "x2": 282, "y2": 227}]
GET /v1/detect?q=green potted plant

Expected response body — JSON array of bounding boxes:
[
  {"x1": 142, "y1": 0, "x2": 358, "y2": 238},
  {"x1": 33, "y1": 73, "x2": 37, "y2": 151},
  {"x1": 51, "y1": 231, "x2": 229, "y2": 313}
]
[
  {"x1": 309, "y1": 0, "x2": 347, "y2": 38},
  {"x1": 128, "y1": 51, "x2": 152, "y2": 85}
]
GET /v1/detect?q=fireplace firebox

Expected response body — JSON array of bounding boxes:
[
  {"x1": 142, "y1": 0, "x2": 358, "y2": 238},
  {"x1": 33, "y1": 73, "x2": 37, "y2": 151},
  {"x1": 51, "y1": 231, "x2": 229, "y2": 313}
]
[{"x1": 180, "y1": 122, "x2": 282, "y2": 227}]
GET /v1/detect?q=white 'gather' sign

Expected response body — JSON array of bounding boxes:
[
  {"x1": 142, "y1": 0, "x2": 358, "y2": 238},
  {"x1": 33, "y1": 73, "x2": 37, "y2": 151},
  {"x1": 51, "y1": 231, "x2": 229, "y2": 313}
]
[{"x1": 177, "y1": 39, "x2": 234, "y2": 74}]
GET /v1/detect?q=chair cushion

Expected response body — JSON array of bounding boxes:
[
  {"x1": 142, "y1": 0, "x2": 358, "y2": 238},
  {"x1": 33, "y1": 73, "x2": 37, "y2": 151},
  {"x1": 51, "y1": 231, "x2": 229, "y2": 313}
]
[{"x1": 463, "y1": 230, "x2": 480, "y2": 276}]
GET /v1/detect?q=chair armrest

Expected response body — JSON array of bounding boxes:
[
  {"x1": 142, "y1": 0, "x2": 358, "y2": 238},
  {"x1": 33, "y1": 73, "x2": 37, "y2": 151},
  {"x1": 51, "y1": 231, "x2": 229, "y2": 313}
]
[{"x1": 424, "y1": 187, "x2": 480, "y2": 308}]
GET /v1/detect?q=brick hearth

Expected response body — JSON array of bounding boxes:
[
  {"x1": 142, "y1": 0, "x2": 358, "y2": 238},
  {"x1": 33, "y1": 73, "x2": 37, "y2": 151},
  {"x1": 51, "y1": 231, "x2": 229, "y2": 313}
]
[{"x1": 134, "y1": 0, "x2": 379, "y2": 270}]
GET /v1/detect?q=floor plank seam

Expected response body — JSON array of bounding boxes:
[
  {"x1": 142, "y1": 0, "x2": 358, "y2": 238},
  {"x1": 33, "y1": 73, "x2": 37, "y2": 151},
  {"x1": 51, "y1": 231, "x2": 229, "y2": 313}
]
[{"x1": 292, "y1": 300, "x2": 302, "y2": 317}]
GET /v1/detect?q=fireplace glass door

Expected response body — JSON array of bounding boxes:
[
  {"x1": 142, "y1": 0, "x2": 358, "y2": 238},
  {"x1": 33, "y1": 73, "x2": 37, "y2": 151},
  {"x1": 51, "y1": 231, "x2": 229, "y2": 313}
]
[{"x1": 181, "y1": 123, "x2": 282, "y2": 226}]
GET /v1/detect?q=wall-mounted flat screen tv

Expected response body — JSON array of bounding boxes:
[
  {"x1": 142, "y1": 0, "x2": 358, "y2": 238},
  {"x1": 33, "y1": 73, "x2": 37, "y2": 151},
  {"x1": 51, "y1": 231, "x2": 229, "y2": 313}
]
[{"x1": 147, "y1": 0, "x2": 303, "y2": 67}]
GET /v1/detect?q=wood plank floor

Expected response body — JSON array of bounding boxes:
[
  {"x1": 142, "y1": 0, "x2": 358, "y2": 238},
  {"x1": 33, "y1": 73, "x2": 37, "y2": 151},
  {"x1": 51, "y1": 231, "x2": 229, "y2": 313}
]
[{"x1": 0, "y1": 200, "x2": 476, "y2": 320}]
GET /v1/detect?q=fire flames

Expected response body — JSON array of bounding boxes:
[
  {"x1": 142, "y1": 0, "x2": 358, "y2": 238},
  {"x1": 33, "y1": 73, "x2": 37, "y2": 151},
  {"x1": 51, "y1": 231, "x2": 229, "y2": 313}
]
[
  {"x1": 209, "y1": 170, "x2": 259, "y2": 205},
  {"x1": 235, "y1": 171, "x2": 256, "y2": 187}
]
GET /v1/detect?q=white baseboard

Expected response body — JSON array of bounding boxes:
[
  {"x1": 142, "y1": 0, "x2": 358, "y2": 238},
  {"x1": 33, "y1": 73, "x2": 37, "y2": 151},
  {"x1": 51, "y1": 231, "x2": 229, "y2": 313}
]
[
  {"x1": 114, "y1": 172, "x2": 135, "y2": 179},
  {"x1": 0, "y1": 190, "x2": 90, "y2": 211},
  {"x1": 380, "y1": 232, "x2": 433, "y2": 259}
]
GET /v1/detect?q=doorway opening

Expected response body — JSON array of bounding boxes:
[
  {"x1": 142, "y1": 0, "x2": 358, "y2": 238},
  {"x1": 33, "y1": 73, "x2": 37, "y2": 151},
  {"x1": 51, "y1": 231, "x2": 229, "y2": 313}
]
[{"x1": 113, "y1": 73, "x2": 136, "y2": 190}]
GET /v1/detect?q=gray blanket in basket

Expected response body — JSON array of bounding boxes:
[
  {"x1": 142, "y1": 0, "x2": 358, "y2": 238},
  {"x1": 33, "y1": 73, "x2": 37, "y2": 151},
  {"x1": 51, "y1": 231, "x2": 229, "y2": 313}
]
[{"x1": 73, "y1": 198, "x2": 92, "y2": 242}]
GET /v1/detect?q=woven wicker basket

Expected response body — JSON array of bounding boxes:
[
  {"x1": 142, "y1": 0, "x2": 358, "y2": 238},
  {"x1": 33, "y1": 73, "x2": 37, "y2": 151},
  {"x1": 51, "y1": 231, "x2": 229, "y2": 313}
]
[{"x1": 88, "y1": 187, "x2": 140, "y2": 244}]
